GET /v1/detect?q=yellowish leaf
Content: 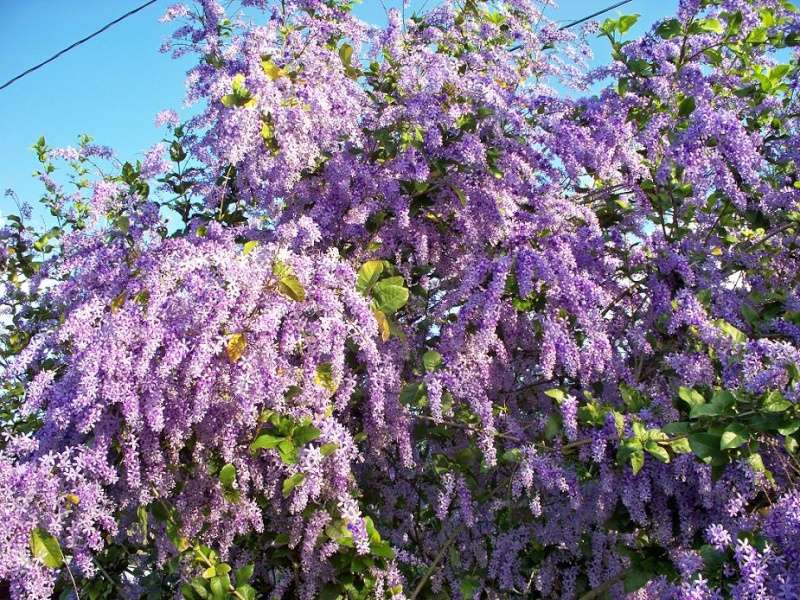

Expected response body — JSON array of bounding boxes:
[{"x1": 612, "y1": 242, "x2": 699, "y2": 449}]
[
  {"x1": 315, "y1": 363, "x2": 338, "y2": 393},
  {"x1": 111, "y1": 292, "x2": 126, "y2": 313},
  {"x1": 226, "y1": 333, "x2": 247, "y2": 363},
  {"x1": 278, "y1": 274, "x2": 306, "y2": 302},
  {"x1": 373, "y1": 308, "x2": 390, "y2": 341},
  {"x1": 261, "y1": 58, "x2": 286, "y2": 81}
]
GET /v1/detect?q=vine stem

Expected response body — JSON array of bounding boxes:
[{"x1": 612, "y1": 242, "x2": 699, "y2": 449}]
[
  {"x1": 409, "y1": 528, "x2": 461, "y2": 599},
  {"x1": 64, "y1": 560, "x2": 82, "y2": 600},
  {"x1": 577, "y1": 570, "x2": 627, "y2": 600},
  {"x1": 413, "y1": 414, "x2": 605, "y2": 455}
]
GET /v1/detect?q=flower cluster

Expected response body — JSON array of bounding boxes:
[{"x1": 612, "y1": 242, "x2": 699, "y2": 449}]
[{"x1": 2, "y1": 0, "x2": 800, "y2": 598}]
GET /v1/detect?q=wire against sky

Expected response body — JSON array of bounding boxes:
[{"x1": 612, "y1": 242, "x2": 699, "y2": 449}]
[
  {"x1": 0, "y1": 0, "x2": 633, "y2": 93},
  {"x1": 0, "y1": 0, "x2": 159, "y2": 92},
  {"x1": 559, "y1": 0, "x2": 632, "y2": 30}
]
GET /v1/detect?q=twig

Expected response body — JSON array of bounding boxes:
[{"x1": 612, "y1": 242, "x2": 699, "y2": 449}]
[
  {"x1": 409, "y1": 528, "x2": 461, "y2": 599},
  {"x1": 578, "y1": 570, "x2": 626, "y2": 600},
  {"x1": 64, "y1": 560, "x2": 82, "y2": 600}
]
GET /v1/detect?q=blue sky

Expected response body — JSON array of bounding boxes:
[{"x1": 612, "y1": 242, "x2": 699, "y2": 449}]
[{"x1": 0, "y1": 0, "x2": 678, "y2": 217}]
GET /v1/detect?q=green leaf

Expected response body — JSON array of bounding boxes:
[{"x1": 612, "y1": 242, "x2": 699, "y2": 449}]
[
  {"x1": 356, "y1": 260, "x2": 385, "y2": 294},
  {"x1": 277, "y1": 439, "x2": 298, "y2": 464},
  {"x1": 399, "y1": 382, "x2": 426, "y2": 408},
  {"x1": 698, "y1": 18, "x2": 724, "y2": 33},
  {"x1": 678, "y1": 386, "x2": 705, "y2": 408},
  {"x1": 721, "y1": 423, "x2": 748, "y2": 450},
  {"x1": 364, "y1": 516, "x2": 381, "y2": 543},
  {"x1": 136, "y1": 504, "x2": 149, "y2": 540},
  {"x1": 763, "y1": 390, "x2": 791, "y2": 413},
  {"x1": 325, "y1": 520, "x2": 354, "y2": 546},
  {"x1": 202, "y1": 566, "x2": 217, "y2": 579},
  {"x1": 319, "y1": 584, "x2": 342, "y2": 600},
  {"x1": 663, "y1": 421, "x2": 691, "y2": 435},
  {"x1": 678, "y1": 96, "x2": 696, "y2": 117},
  {"x1": 620, "y1": 383, "x2": 647, "y2": 410},
  {"x1": 711, "y1": 389, "x2": 736, "y2": 409},
  {"x1": 501, "y1": 448, "x2": 522, "y2": 463},
  {"x1": 315, "y1": 363, "x2": 338, "y2": 393},
  {"x1": 30, "y1": 528, "x2": 64, "y2": 568},
  {"x1": 544, "y1": 413, "x2": 562, "y2": 439},
  {"x1": 231, "y1": 74, "x2": 247, "y2": 94},
  {"x1": 370, "y1": 540, "x2": 395, "y2": 559},
  {"x1": 451, "y1": 185, "x2": 468, "y2": 207},
  {"x1": 190, "y1": 578, "x2": 210, "y2": 599},
  {"x1": 670, "y1": 437, "x2": 692, "y2": 454},
  {"x1": 250, "y1": 433, "x2": 284, "y2": 452},
  {"x1": 209, "y1": 576, "x2": 225, "y2": 600},
  {"x1": 690, "y1": 403, "x2": 722, "y2": 419},
  {"x1": 689, "y1": 432, "x2": 723, "y2": 461},
  {"x1": 373, "y1": 277, "x2": 409, "y2": 314},
  {"x1": 747, "y1": 27, "x2": 768, "y2": 43},
  {"x1": 236, "y1": 585, "x2": 257, "y2": 600},
  {"x1": 778, "y1": 420, "x2": 800, "y2": 436},
  {"x1": 116, "y1": 215, "x2": 130, "y2": 235},
  {"x1": 645, "y1": 441, "x2": 670, "y2": 463},
  {"x1": 242, "y1": 240, "x2": 258, "y2": 255},
  {"x1": 715, "y1": 319, "x2": 747, "y2": 344},
  {"x1": 624, "y1": 568, "x2": 651, "y2": 593},
  {"x1": 320, "y1": 442, "x2": 338, "y2": 457},
  {"x1": 690, "y1": 389, "x2": 735, "y2": 418},
  {"x1": 630, "y1": 449, "x2": 645, "y2": 475},
  {"x1": 759, "y1": 7, "x2": 777, "y2": 28},
  {"x1": 656, "y1": 18, "x2": 681, "y2": 38},
  {"x1": 769, "y1": 64, "x2": 792, "y2": 82},
  {"x1": 618, "y1": 14, "x2": 640, "y2": 34},
  {"x1": 235, "y1": 564, "x2": 254, "y2": 586},
  {"x1": 422, "y1": 350, "x2": 443, "y2": 372},
  {"x1": 282, "y1": 473, "x2": 306, "y2": 497},
  {"x1": 293, "y1": 423, "x2": 321, "y2": 446},
  {"x1": 219, "y1": 463, "x2": 236, "y2": 487},
  {"x1": 544, "y1": 388, "x2": 566, "y2": 403},
  {"x1": 221, "y1": 74, "x2": 257, "y2": 108},
  {"x1": 460, "y1": 575, "x2": 481, "y2": 599},
  {"x1": 725, "y1": 10, "x2": 743, "y2": 36},
  {"x1": 170, "y1": 141, "x2": 187, "y2": 162},
  {"x1": 746, "y1": 452, "x2": 766, "y2": 473}
]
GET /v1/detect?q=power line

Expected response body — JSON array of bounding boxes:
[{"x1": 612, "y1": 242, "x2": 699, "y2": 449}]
[
  {"x1": 0, "y1": 0, "x2": 632, "y2": 93},
  {"x1": 0, "y1": 0, "x2": 159, "y2": 92},
  {"x1": 559, "y1": 0, "x2": 632, "y2": 30},
  {"x1": 508, "y1": 0, "x2": 634, "y2": 52}
]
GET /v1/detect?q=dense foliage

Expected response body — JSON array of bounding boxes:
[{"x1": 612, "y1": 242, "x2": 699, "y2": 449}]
[{"x1": 2, "y1": 0, "x2": 800, "y2": 598}]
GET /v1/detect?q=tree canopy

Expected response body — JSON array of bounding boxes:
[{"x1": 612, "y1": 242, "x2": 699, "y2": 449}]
[{"x1": 2, "y1": 0, "x2": 800, "y2": 598}]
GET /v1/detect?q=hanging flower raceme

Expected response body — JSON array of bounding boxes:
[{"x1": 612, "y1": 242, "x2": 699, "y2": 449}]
[
  {"x1": 1, "y1": 215, "x2": 411, "y2": 598},
  {"x1": 2, "y1": 0, "x2": 800, "y2": 598}
]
